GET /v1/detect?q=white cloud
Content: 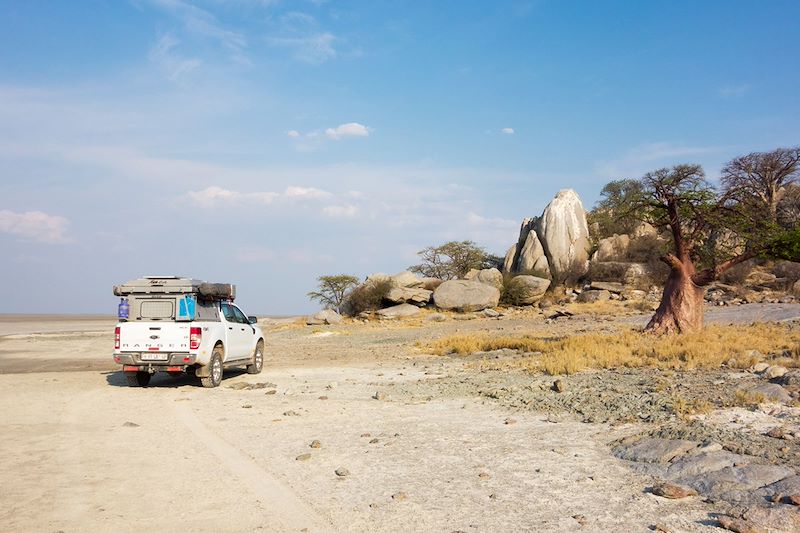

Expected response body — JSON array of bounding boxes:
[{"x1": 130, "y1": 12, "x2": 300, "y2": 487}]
[
  {"x1": 149, "y1": 33, "x2": 203, "y2": 81},
  {"x1": 325, "y1": 122, "x2": 370, "y2": 140},
  {"x1": 322, "y1": 204, "x2": 358, "y2": 218},
  {"x1": 719, "y1": 84, "x2": 751, "y2": 98},
  {"x1": 596, "y1": 142, "x2": 722, "y2": 179},
  {"x1": 0, "y1": 210, "x2": 70, "y2": 244},
  {"x1": 284, "y1": 186, "x2": 331, "y2": 198},
  {"x1": 149, "y1": 0, "x2": 247, "y2": 53},
  {"x1": 501, "y1": 127, "x2": 515, "y2": 135},
  {"x1": 287, "y1": 130, "x2": 300, "y2": 138},
  {"x1": 268, "y1": 32, "x2": 337, "y2": 64},
  {"x1": 187, "y1": 185, "x2": 330, "y2": 207}
]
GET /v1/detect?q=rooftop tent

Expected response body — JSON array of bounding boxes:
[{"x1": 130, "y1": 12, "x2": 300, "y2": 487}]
[{"x1": 113, "y1": 276, "x2": 235, "y2": 300}]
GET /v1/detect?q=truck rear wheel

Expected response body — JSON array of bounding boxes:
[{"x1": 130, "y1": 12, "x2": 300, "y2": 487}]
[
  {"x1": 246, "y1": 341, "x2": 264, "y2": 375},
  {"x1": 125, "y1": 371, "x2": 151, "y2": 387},
  {"x1": 201, "y1": 349, "x2": 223, "y2": 388}
]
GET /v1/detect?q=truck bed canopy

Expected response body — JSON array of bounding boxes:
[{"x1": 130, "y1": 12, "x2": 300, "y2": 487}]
[{"x1": 113, "y1": 276, "x2": 236, "y2": 300}]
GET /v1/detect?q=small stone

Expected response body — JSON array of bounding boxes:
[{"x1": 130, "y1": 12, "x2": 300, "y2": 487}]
[
  {"x1": 242, "y1": 404, "x2": 253, "y2": 409},
  {"x1": 265, "y1": 389, "x2": 277, "y2": 395},
  {"x1": 653, "y1": 524, "x2": 670, "y2": 533},
  {"x1": 391, "y1": 492, "x2": 407, "y2": 502},
  {"x1": 283, "y1": 410, "x2": 301, "y2": 416},
  {"x1": 573, "y1": 515, "x2": 587, "y2": 525},
  {"x1": 717, "y1": 516, "x2": 759, "y2": 533},
  {"x1": 373, "y1": 391, "x2": 386, "y2": 400},
  {"x1": 651, "y1": 482, "x2": 697, "y2": 499},
  {"x1": 369, "y1": 438, "x2": 379, "y2": 444},
  {"x1": 751, "y1": 362, "x2": 769, "y2": 373},
  {"x1": 488, "y1": 493, "x2": 497, "y2": 500},
  {"x1": 764, "y1": 365, "x2": 788, "y2": 379},
  {"x1": 295, "y1": 453, "x2": 312, "y2": 461},
  {"x1": 361, "y1": 433, "x2": 371, "y2": 438},
  {"x1": 122, "y1": 421, "x2": 140, "y2": 427},
  {"x1": 335, "y1": 467, "x2": 350, "y2": 477},
  {"x1": 309, "y1": 440, "x2": 322, "y2": 449},
  {"x1": 483, "y1": 308, "x2": 500, "y2": 318},
  {"x1": 504, "y1": 418, "x2": 517, "y2": 425},
  {"x1": 478, "y1": 472, "x2": 491, "y2": 480},
  {"x1": 789, "y1": 494, "x2": 800, "y2": 505},
  {"x1": 318, "y1": 395, "x2": 328, "y2": 400},
  {"x1": 765, "y1": 427, "x2": 784, "y2": 439},
  {"x1": 552, "y1": 379, "x2": 566, "y2": 393}
]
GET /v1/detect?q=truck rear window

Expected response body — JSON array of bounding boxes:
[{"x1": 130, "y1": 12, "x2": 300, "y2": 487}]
[{"x1": 139, "y1": 300, "x2": 174, "y2": 319}]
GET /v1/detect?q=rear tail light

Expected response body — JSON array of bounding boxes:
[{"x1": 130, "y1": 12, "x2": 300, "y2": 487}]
[
  {"x1": 189, "y1": 327, "x2": 202, "y2": 350},
  {"x1": 114, "y1": 327, "x2": 120, "y2": 349}
]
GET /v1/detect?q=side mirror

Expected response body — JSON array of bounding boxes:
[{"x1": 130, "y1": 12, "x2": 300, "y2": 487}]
[{"x1": 248, "y1": 316, "x2": 258, "y2": 324}]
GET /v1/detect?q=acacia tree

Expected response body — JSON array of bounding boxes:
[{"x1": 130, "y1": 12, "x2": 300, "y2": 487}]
[
  {"x1": 612, "y1": 150, "x2": 799, "y2": 334},
  {"x1": 409, "y1": 240, "x2": 499, "y2": 280},
  {"x1": 307, "y1": 274, "x2": 360, "y2": 313}
]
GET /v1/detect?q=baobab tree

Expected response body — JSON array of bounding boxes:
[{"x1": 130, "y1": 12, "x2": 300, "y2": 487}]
[{"x1": 601, "y1": 146, "x2": 800, "y2": 334}]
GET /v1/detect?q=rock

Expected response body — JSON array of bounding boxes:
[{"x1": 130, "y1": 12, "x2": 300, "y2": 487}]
[
  {"x1": 766, "y1": 427, "x2": 785, "y2": 439},
  {"x1": 717, "y1": 515, "x2": 760, "y2": 533},
  {"x1": 335, "y1": 467, "x2": 350, "y2": 477},
  {"x1": 122, "y1": 421, "x2": 140, "y2": 427},
  {"x1": 385, "y1": 286, "x2": 432, "y2": 306},
  {"x1": 376, "y1": 303, "x2": 421, "y2": 319},
  {"x1": 739, "y1": 383, "x2": 792, "y2": 403},
  {"x1": 478, "y1": 472, "x2": 491, "y2": 479},
  {"x1": 503, "y1": 244, "x2": 518, "y2": 274},
  {"x1": 742, "y1": 506, "x2": 800, "y2": 532},
  {"x1": 464, "y1": 268, "x2": 503, "y2": 289},
  {"x1": 391, "y1": 271, "x2": 424, "y2": 288},
  {"x1": 577, "y1": 289, "x2": 611, "y2": 303},
  {"x1": 790, "y1": 494, "x2": 800, "y2": 506},
  {"x1": 764, "y1": 365, "x2": 788, "y2": 380},
  {"x1": 552, "y1": 379, "x2": 566, "y2": 393},
  {"x1": 504, "y1": 418, "x2": 517, "y2": 425},
  {"x1": 369, "y1": 438, "x2": 379, "y2": 444},
  {"x1": 621, "y1": 289, "x2": 647, "y2": 300},
  {"x1": 793, "y1": 279, "x2": 800, "y2": 297},
  {"x1": 296, "y1": 453, "x2": 312, "y2": 461},
  {"x1": 615, "y1": 438, "x2": 699, "y2": 464},
  {"x1": 516, "y1": 230, "x2": 550, "y2": 276},
  {"x1": 426, "y1": 313, "x2": 447, "y2": 322},
  {"x1": 392, "y1": 492, "x2": 408, "y2": 502},
  {"x1": 283, "y1": 410, "x2": 301, "y2": 417},
  {"x1": 666, "y1": 451, "x2": 742, "y2": 479},
  {"x1": 572, "y1": 515, "x2": 587, "y2": 526},
  {"x1": 593, "y1": 234, "x2": 630, "y2": 262},
  {"x1": 632, "y1": 222, "x2": 658, "y2": 238},
  {"x1": 505, "y1": 275, "x2": 551, "y2": 304},
  {"x1": 483, "y1": 308, "x2": 500, "y2": 318},
  {"x1": 503, "y1": 218, "x2": 539, "y2": 274},
  {"x1": 746, "y1": 271, "x2": 777, "y2": 285},
  {"x1": 421, "y1": 277, "x2": 444, "y2": 291},
  {"x1": 589, "y1": 281, "x2": 624, "y2": 293},
  {"x1": 687, "y1": 465, "x2": 794, "y2": 499},
  {"x1": 588, "y1": 261, "x2": 667, "y2": 289},
  {"x1": 651, "y1": 482, "x2": 698, "y2": 499},
  {"x1": 310, "y1": 440, "x2": 321, "y2": 449},
  {"x1": 758, "y1": 475, "x2": 800, "y2": 501},
  {"x1": 752, "y1": 362, "x2": 770, "y2": 373},
  {"x1": 538, "y1": 189, "x2": 591, "y2": 281},
  {"x1": 308, "y1": 309, "x2": 342, "y2": 325},
  {"x1": 433, "y1": 280, "x2": 500, "y2": 312},
  {"x1": 372, "y1": 391, "x2": 386, "y2": 401}
]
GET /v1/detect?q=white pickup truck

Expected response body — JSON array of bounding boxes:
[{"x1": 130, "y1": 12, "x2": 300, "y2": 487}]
[{"x1": 112, "y1": 276, "x2": 264, "y2": 388}]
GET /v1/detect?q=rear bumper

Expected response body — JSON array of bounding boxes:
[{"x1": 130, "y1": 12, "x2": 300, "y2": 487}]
[{"x1": 114, "y1": 352, "x2": 197, "y2": 368}]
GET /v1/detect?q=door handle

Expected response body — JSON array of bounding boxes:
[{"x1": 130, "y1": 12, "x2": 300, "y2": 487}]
[{"x1": 228, "y1": 327, "x2": 233, "y2": 330}]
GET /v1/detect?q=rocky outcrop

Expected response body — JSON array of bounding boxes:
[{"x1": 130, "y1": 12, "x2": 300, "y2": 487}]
[
  {"x1": 538, "y1": 189, "x2": 591, "y2": 281},
  {"x1": 464, "y1": 268, "x2": 503, "y2": 289},
  {"x1": 385, "y1": 286, "x2": 432, "y2": 306},
  {"x1": 503, "y1": 218, "x2": 551, "y2": 277},
  {"x1": 593, "y1": 234, "x2": 630, "y2": 262},
  {"x1": 433, "y1": 280, "x2": 500, "y2": 312},
  {"x1": 391, "y1": 271, "x2": 424, "y2": 288},
  {"x1": 306, "y1": 309, "x2": 342, "y2": 325}
]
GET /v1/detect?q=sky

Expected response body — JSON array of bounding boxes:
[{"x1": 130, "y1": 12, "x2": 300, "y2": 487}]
[{"x1": 1, "y1": 0, "x2": 799, "y2": 315}]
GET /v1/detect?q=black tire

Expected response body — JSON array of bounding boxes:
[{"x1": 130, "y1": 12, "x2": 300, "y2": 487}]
[
  {"x1": 125, "y1": 371, "x2": 151, "y2": 387},
  {"x1": 201, "y1": 348, "x2": 223, "y2": 388},
  {"x1": 246, "y1": 341, "x2": 264, "y2": 375}
]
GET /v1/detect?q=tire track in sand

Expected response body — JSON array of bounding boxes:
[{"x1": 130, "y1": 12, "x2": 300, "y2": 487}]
[{"x1": 173, "y1": 402, "x2": 334, "y2": 533}]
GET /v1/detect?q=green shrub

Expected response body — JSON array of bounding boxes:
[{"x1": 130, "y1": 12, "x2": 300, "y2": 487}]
[{"x1": 344, "y1": 279, "x2": 393, "y2": 316}]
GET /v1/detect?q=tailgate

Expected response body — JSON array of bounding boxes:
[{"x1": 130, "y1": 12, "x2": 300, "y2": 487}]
[{"x1": 118, "y1": 322, "x2": 191, "y2": 353}]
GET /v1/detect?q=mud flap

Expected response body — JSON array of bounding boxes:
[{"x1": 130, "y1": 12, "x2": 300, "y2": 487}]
[{"x1": 194, "y1": 364, "x2": 210, "y2": 377}]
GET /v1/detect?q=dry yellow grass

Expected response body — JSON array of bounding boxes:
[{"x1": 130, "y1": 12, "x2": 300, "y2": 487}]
[{"x1": 423, "y1": 323, "x2": 800, "y2": 375}]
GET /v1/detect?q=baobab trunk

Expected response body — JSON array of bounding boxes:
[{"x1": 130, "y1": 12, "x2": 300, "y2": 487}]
[{"x1": 645, "y1": 261, "x2": 705, "y2": 334}]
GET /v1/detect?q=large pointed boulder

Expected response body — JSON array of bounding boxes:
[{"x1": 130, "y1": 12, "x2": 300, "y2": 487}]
[{"x1": 538, "y1": 189, "x2": 591, "y2": 282}]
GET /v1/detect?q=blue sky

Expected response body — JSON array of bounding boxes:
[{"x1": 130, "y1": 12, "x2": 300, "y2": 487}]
[{"x1": 1, "y1": 0, "x2": 798, "y2": 315}]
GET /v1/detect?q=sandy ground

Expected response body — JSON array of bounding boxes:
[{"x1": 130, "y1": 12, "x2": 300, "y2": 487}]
[{"x1": 2, "y1": 306, "x2": 799, "y2": 532}]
